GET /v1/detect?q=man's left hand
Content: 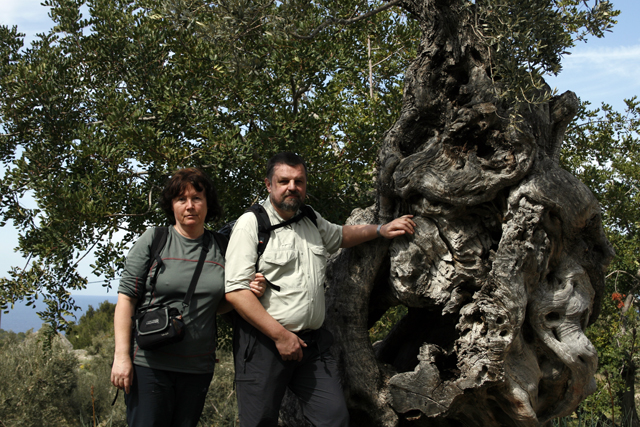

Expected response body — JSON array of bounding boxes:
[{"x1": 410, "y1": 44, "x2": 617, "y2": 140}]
[{"x1": 380, "y1": 215, "x2": 416, "y2": 239}]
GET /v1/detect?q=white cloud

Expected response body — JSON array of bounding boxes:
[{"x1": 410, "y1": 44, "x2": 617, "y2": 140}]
[
  {"x1": 546, "y1": 44, "x2": 640, "y2": 111},
  {"x1": 563, "y1": 45, "x2": 640, "y2": 68},
  {"x1": 0, "y1": 0, "x2": 53, "y2": 46},
  {"x1": 0, "y1": 0, "x2": 50, "y2": 23}
]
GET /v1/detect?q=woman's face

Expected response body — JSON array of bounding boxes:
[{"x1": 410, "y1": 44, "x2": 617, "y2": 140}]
[{"x1": 172, "y1": 183, "x2": 207, "y2": 232}]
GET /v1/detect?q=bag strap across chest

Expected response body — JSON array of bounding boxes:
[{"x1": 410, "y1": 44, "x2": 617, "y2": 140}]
[
  {"x1": 247, "y1": 204, "x2": 318, "y2": 292},
  {"x1": 143, "y1": 228, "x2": 212, "y2": 312}
]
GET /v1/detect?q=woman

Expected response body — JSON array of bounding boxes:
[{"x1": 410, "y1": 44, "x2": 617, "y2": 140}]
[{"x1": 110, "y1": 168, "x2": 265, "y2": 427}]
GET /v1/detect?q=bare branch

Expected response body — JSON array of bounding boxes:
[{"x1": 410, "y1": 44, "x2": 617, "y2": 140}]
[
  {"x1": 372, "y1": 46, "x2": 407, "y2": 68},
  {"x1": 368, "y1": 36, "x2": 374, "y2": 98},
  {"x1": 606, "y1": 269, "x2": 640, "y2": 284},
  {"x1": 105, "y1": 186, "x2": 156, "y2": 218},
  {"x1": 90, "y1": 116, "x2": 157, "y2": 126},
  {"x1": 1, "y1": 116, "x2": 158, "y2": 137},
  {"x1": 606, "y1": 270, "x2": 640, "y2": 298},
  {"x1": 316, "y1": 163, "x2": 347, "y2": 174},
  {"x1": 115, "y1": 224, "x2": 139, "y2": 234},
  {"x1": 70, "y1": 237, "x2": 101, "y2": 271}
]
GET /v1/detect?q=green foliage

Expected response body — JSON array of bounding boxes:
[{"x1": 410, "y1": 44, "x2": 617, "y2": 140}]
[
  {"x1": 0, "y1": 331, "x2": 79, "y2": 426},
  {"x1": 0, "y1": 327, "x2": 238, "y2": 426},
  {"x1": 200, "y1": 350, "x2": 239, "y2": 426},
  {"x1": 561, "y1": 97, "x2": 640, "y2": 291},
  {"x1": 369, "y1": 305, "x2": 407, "y2": 343},
  {"x1": 0, "y1": 0, "x2": 620, "y2": 331},
  {"x1": 580, "y1": 302, "x2": 639, "y2": 424},
  {"x1": 0, "y1": 328, "x2": 29, "y2": 349},
  {"x1": 66, "y1": 300, "x2": 116, "y2": 349},
  {"x1": 561, "y1": 98, "x2": 640, "y2": 424},
  {"x1": 217, "y1": 314, "x2": 234, "y2": 351},
  {"x1": 71, "y1": 331, "x2": 127, "y2": 427},
  {"x1": 0, "y1": 0, "x2": 418, "y2": 329},
  {"x1": 553, "y1": 410, "x2": 634, "y2": 427},
  {"x1": 473, "y1": 0, "x2": 619, "y2": 105},
  {"x1": 563, "y1": 98, "x2": 640, "y2": 217}
]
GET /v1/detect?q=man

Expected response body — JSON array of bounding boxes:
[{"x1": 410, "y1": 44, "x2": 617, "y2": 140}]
[{"x1": 225, "y1": 152, "x2": 416, "y2": 427}]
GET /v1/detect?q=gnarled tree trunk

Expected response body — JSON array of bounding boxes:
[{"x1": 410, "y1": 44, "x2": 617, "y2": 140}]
[{"x1": 281, "y1": 0, "x2": 614, "y2": 425}]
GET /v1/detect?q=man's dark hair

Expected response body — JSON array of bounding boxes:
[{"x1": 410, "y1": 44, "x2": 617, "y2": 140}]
[
  {"x1": 159, "y1": 168, "x2": 223, "y2": 225},
  {"x1": 266, "y1": 152, "x2": 308, "y2": 181}
]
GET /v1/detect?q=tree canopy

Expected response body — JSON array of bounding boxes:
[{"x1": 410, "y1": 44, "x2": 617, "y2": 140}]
[
  {"x1": 0, "y1": 0, "x2": 619, "y2": 331},
  {"x1": 562, "y1": 97, "x2": 640, "y2": 287},
  {"x1": 0, "y1": 0, "x2": 419, "y2": 326},
  {"x1": 560, "y1": 97, "x2": 640, "y2": 424}
]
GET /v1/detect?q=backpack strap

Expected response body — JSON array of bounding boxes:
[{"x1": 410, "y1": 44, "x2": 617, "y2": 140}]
[
  {"x1": 247, "y1": 204, "x2": 272, "y2": 261},
  {"x1": 300, "y1": 205, "x2": 317, "y2": 227},
  {"x1": 212, "y1": 231, "x2": 229, "y2": 257},
  {"x1": 247, "y1": 204, "x2": 317, "y2": 256},
  {"x1": 141, "y1": 227, "x2": 218, "y2": 309},
  {"x1": 246, "y1": 204, "x2": 318, "y2": 292},
  {"x1": 181, "y1": 231, "x2": 211, "y2": 311},
  {"x1": 140, "y1": 226, "x2": 169, "y2": 305},
  {"x1": 138, "y1": 228, "x2": 212, "y2": 313}
]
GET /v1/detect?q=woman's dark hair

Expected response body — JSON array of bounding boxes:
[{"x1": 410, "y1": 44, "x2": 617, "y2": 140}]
[
  {"x1": 265, "y1": 152, "x2": 307, "y2": 181},
  {"x1": 159, "y1": 168, "x2": 222, "y2": 224}
]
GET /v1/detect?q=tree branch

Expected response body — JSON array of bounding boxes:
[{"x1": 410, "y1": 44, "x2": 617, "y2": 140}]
[
  {"x1": 89, "y1": 116, "x2": 157, "y2": 126},
  {"x1": 70, "y1": 237, "x2": 101, "y2": 272},
  {"x1": 607, "y1": 270, "x2": 640, "y2": 298},
  {"x1": 1, "y1": 115, "x2": 158, "y2": 137},
  {"x1": 606, "y1": 269, "x2": 640, "y2": 284},
  {"x1": 372, "y1": 45, "x2": 408, "y2": 68},
  {"x1": 105, "y1": 186, "x2": 156, "y2": 218},
  {"x1": 291, "y1": 0, "x2": 403, "y2": 40}
]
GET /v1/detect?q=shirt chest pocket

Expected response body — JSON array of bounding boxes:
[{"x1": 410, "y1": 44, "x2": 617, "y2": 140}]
[
  {"x1": 260, "y1": 249, "x2": 297, "y2": 285},
  {"x1": 308, "y1": 244, "x2": 329, "y2": 280}
]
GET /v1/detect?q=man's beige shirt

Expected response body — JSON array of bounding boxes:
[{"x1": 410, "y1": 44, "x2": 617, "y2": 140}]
[{"x1": 225, "y1": 198, "x2": 343, "y2": 332}]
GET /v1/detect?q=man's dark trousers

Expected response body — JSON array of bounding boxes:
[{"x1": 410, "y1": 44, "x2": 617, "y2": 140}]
[{"x1": 233, "y1": 318, "x2": 349, "y2": 427}]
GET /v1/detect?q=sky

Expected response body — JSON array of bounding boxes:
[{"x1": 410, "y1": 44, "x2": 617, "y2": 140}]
[{"x1": 0, "y1": 0, "x2": 639, "y2": 296}]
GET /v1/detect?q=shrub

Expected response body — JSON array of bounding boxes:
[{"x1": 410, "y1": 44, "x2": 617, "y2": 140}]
[
  {"x1": 66, "y1": 301, "x2": 116, "y2": 350},
  {"x1": 200, "y1": 349, "x2": 238, "y2": 427},
  {"x1": 71, "y1": 331, "x2": 127, "y2": 427},
  {"x1": 0, "y1": 329, "x2": 79, "y2": 426},
  {"x1": 0, "y1": 315, "x2": 237, "y2": 426},
  {"x1": 0, "y1": 328, "x2": 29, "y2": 349},
  {"x1": 369, "y1": 305, "x2": 408, "y2": 343}
]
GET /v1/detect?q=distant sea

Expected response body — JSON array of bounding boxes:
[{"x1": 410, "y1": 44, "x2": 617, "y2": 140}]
[{"x1": 0, "y1": 295, "x2": 118, "y2": 333}]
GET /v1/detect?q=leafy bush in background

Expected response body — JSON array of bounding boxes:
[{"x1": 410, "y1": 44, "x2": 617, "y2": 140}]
[
  {"x1": 72, "y1": 330, "x2": 128, "y2": 427},
  {"x1": 0, "y1": 305, "x2": 241, "y2": 426},
  {"x1": 0, "y1": 328, "x2": 29, "y2": 348},
  {"x1": 0, "y1": 330, "x2": 79, "y2": 426},
  {"x1": 67, "y1": 301, "x2": 117, "y2": 350}
]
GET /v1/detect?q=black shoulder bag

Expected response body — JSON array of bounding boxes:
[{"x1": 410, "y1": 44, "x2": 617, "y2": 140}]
[{"x1": 133, "y1": 230, "x2": 211, "y2": 351}]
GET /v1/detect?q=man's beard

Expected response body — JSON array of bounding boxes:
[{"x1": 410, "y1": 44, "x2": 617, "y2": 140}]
[{"x1": 272, "y1": 192, "x2": 303, "y2": 213}]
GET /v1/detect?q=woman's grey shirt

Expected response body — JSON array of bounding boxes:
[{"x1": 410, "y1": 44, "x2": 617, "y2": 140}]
[{"x1": 118, "y1": 226, "x2": 225, "y2": 374}]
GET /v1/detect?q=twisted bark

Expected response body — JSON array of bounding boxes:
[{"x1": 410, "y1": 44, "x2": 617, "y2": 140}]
[{"x1": 282, "y1": 0, "x2": 614, "y2": 425}]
